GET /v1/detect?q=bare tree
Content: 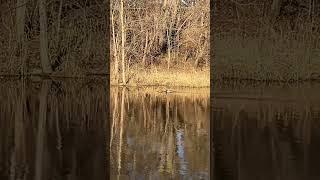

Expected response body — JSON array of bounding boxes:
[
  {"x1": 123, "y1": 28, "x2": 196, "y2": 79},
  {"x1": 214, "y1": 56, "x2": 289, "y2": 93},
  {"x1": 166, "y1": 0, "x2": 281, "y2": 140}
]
[
  {"x1": 39, "y1": 0, "x2": 53, "y2": 74},
  {"x1": 111, "y1": 8, "x2": 119, "y2": 82},
  {"x1": 142, "y1": 32, "x2": 148, "y2": 67},
  {"x1": 120, "y1": 0, "x2": 126, "y2": 84},
  {"x1": 109, "y1": 0, "x2": 210, "y2": 84},
  {"x1": 16, "y1": 0, "x2": 27, "y2": 74},
  {"x1": 56, "y1": 0, "x2": 63, "y2": 42}
]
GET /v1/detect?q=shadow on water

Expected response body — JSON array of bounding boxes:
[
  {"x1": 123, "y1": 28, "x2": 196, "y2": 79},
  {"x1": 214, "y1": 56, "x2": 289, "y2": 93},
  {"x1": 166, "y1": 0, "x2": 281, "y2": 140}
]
[
  {"x1": 110, "y1": 87, "x2": 210, "y2": 179},
  {"x1": 0, "y1": 78, "x2": 108, "y2": 180},
  {"x1": 212, "y1": 84, "x2": 320, "y2": 180}
]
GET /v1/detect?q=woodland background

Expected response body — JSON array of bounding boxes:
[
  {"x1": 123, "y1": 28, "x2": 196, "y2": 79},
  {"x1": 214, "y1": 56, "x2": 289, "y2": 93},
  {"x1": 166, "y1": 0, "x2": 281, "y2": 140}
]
[
  {"x1": 0, "y1": 0, "x2": 107, "y2": 76},
  {"x1": 213, "y1": 0, "x2": 320, "y2": 81},
  {"x1": 1, "y1": 0, "x2": 319, "y2": 81},
  {"x1": 110, "y1": 0, "x2": 210, "y2": 86}
]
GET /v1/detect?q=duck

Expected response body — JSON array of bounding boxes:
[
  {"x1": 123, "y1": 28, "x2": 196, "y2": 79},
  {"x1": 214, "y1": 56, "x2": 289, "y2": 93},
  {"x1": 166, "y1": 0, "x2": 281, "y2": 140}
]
[{"x1": 158, "y1": 89, "x2": 175, "y2": 94}]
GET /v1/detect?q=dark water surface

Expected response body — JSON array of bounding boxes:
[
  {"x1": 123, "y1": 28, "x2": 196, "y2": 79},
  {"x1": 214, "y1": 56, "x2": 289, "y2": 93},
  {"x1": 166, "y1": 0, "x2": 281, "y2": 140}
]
[
  {"x1": 212, "y1": 83, "x2": 320, "y2": 180},
  {"x1": 110, "y1": 87, "x2": 210, "y2": 179},
  {"x1": 5, "y1": 78, "x2": 320, "y2": 180},
  {"x1": 0, "y1": 78, "x2": 108, "y2": 180}
]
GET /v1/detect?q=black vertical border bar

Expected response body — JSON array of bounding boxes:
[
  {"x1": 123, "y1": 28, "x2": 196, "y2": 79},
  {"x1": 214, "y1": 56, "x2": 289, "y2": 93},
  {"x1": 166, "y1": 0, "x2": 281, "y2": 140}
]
[
  {"x1": 105, "y1": 0, "x2": 110, "y2": 179},
  {"x1": 210, "y1": 0, "x2": 214, "y2": 179}
]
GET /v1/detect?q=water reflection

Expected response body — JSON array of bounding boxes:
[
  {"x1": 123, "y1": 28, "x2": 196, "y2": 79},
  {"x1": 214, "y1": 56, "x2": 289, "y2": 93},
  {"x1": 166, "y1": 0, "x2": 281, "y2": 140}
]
[
  {"x1": 110, "y1": 87, "x2": 210, "y2": 179},
  {"x1": 212, "y1": 84, "x2": 320, "y2": 180},
  {"x1": 0, "y1": 78, "x2": 108, "y2": 180}
]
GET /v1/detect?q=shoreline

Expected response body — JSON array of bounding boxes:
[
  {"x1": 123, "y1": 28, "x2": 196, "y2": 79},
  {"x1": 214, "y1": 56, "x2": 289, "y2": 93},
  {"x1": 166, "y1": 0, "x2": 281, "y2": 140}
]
[
  {"x1": 1, "y1": 73, "x2": 320, "y2": 86},
  {"x1": 0, "y1": 73, "x2": 109, "y2": 79},
  {"x1": 1, "y1": 65, "x2": 320, "y2": 87},
  {"x1": 110, "y1": 84, "x2": 210, "y2": 88},
  {"x1": 111, "y1": 66, "x2": 210, "y2": 87}
]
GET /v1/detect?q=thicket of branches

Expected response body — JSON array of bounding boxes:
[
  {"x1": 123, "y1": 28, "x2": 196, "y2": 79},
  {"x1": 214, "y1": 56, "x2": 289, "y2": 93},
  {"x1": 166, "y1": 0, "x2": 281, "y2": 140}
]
[
  {"x1": 0, "y1": 0, "x2": 107, "y2": 75},
  {"x1": 213, "y1": 0, "x2": 320, "y2": 39},
  {"x1": 111, "y1": 0, "x2": 209, "y2": 80},
  {"x1": 213, "y1": 0, "x2": 320, "y2": 81}
]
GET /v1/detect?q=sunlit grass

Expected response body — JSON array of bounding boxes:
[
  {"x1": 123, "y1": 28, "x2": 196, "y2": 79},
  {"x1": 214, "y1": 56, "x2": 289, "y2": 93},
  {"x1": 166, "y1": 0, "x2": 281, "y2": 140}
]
[{"x1": 111, "y1": 63, "x2": 210, "y2": 87}]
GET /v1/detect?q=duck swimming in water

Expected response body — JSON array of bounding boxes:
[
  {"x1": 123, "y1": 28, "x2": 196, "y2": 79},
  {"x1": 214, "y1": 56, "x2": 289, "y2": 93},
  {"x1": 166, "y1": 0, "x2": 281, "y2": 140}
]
[{"x1": 158, "y1": 89, "x2": 175, "y2": 94}]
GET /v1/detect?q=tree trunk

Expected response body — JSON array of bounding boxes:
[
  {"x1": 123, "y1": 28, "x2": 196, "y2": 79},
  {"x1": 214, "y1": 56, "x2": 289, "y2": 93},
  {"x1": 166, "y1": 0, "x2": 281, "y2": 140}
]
[
  {"x1": 111, "y1": 10, "x2": 119, "y2": 82},
  {"x1": 309, "y1": 0, "x2": 315, "y2": 24},
  {"x1": 142, "y1": 32, "x2": 148, "y2": 67},
  {"x1": 269, "y1": 0, "x2": 282, "y2": 37},
  {"x1": 270, "y1": 0, "x2": 282, "y2": 24},
  {"x1": 56, "y1": 0, "x2": 63, "y2": 41},
  {"x1": 39, "y1": 0, "x2": 52, "y2": 74},
  {"x1": 16, "y1": 0, "x2": 27, "y2": 75},
  {"x1": 167, "y1": 28, "x2": 171, "y2": 70},
  {"x1": 16, "y1": 0, "x2": 26, "y2": 47},
  {"x1": 120, "y1": 0, "x2": 126, "y2": 84}
]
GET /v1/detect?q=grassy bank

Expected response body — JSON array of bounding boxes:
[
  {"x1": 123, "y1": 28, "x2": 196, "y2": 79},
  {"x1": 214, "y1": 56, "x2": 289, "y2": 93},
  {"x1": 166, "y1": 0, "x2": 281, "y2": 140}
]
[{"x1": 111, "y1": 63, "x2": 209, "y2": 87}]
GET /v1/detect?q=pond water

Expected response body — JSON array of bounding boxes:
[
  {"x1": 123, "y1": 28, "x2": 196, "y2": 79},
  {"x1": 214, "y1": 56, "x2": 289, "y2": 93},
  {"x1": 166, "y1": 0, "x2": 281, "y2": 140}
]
[
  {"x1": 4, "y1": 78, "x2": 319, "y2": 180},
  {"x1": 0, "y1": 78, "x2": 108, "y2": 180},
  {"x1": 110, "y1": 87, "x2": 210, "y2": 179},
  {"x1": 212, "y1": 83, "x2": 320, "y2": 180},
  {"x1": 0, "y1": 78, "x2": 210, "y2": 180}
]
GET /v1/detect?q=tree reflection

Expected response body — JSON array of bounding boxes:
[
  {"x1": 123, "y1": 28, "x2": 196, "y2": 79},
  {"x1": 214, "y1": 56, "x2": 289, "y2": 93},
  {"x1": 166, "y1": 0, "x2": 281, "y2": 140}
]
[
  {"x1": 0, "y1": 78, "x2": 108, "y2": 180},
  {"x1": 110, "y1": 88, "x2": 209, "y2": 179}
]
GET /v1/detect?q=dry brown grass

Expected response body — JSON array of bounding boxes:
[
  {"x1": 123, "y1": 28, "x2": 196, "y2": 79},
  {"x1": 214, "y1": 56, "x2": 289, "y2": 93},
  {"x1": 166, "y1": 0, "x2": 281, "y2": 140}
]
[{"x1": 111, "y1": 63, "x2": 209, "y2": 87}]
